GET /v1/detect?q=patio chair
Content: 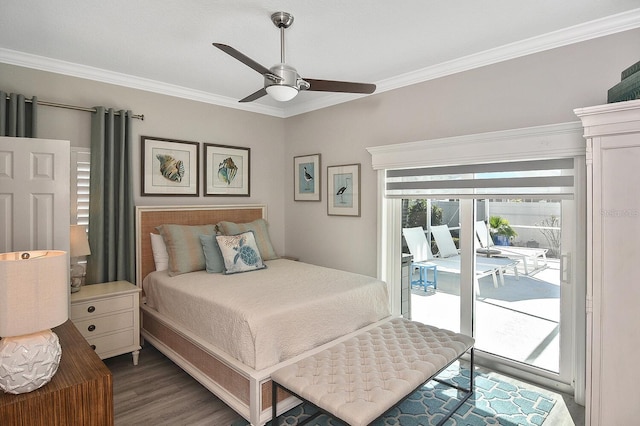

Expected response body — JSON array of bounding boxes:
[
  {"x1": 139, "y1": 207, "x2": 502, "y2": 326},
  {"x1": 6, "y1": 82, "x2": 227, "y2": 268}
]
[
  {"x1": 475, "y1": 220, "x2": 548, "y2": 275},
  {"x1": 431, "y1": 225, "x2": 519, "y2": 287},
  {"x1": 402, "y1": 227, "x2": 438, "y2": 291},
  {"x1": 404, "y1": 226, "x2": 512, "y2": 291}
]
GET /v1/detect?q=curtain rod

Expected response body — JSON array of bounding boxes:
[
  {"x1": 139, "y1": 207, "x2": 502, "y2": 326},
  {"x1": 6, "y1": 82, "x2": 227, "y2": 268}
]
[{"x1": 5, "y1": 95, "x2": 144, "y2": 121}]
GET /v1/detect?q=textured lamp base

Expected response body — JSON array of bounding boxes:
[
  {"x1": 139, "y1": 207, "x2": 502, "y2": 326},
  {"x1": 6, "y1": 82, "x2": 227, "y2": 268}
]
[{"x1": 0, "y1": 329, "x2": 62, "y2": 394}]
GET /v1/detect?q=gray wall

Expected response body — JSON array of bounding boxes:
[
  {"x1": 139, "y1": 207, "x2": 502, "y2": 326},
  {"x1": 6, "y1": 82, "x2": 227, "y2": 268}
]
[
  {"x1": 0, "y1": 65, "x2": 287, "y2": 254},
  {"x1": 2, "y1": 28, "x2": 639, "y2": 277},
  {"x1": 284, "y1": 28, "x2": 640, "y2": 276}
]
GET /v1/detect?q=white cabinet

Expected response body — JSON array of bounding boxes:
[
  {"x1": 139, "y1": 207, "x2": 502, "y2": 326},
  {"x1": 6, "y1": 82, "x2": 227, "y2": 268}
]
[
  {"x1": 70, "y1": 280, "x2": 141, "y2": 365},
  {"x1": 575, "y1": 99, "x2": 640, "y2": 426}
]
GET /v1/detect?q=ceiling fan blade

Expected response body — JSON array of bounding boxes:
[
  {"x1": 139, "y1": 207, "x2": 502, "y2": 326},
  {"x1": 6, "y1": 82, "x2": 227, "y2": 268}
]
[
  {"x1": 239, "y1": 88, "x2": 268, "y2": 103},
  {"x1": 303, "y1": 78, "x2": 376, "y2": 94},
  {"x1": 213, "y1": 43, "x2": 274, "y2": 77}
]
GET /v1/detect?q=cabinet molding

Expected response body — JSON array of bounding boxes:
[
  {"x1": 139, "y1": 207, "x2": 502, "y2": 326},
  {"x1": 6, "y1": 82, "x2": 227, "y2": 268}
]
[{"x1": 575, "y1": 98, "x2": 640, "y2": 426}]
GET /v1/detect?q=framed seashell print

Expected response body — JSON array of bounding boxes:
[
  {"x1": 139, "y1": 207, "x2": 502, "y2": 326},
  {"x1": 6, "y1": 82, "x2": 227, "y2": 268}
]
[
  {"x1": 141, "y1": 136, "x2": 199, "y2": 196},
  {"x1": 204, "y1": 143, "x2": 250, "y2": 196}
]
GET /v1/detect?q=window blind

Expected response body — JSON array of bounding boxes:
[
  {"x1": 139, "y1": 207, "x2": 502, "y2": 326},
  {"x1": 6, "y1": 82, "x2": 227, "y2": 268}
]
[
  {"x1": 70, "y1": 148, "x2": 90, "y2": 225},
  {"x1": 386, "y1": 158, "x2": 574, "y2": 199}
]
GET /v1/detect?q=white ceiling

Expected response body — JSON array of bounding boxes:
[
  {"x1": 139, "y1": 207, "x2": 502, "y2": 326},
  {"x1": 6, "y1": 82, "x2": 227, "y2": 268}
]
[{"x1": 2, "y1": 1, "x2": 640, "y2": 117}]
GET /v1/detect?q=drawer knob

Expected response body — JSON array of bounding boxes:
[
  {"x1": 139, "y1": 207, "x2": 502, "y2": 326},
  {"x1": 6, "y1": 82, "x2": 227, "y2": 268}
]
[
  {"x1": 90, "y1": 345, "x2": 96, "y2": 350},
  {"x1": 88, "y1": 306, "x2": 96, "y2": 313},
  {"x1": 88, "y1": 324, "x2": 96, "y2": 332}
]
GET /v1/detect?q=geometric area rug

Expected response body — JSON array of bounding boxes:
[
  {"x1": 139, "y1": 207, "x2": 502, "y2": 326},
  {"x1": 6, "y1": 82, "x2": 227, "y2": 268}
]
[{"x1": 232, "y1": 366, "x2": 556, "y2": 426}]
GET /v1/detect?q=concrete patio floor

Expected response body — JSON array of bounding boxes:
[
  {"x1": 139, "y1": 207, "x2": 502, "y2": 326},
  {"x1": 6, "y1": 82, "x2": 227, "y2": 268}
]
[{"x1": 409, "y1": 258, "x2": 561, "y2": 372}]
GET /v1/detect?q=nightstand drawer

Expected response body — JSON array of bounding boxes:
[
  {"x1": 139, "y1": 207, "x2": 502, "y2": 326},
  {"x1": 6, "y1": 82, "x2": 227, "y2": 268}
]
[
  {"x1": 69, "y1": 280, "x2": 141, "y2": 365},
  {"x1": 85, "y1": 329, "x2": 136, "y2": 357},
  {"x1": 71, "y1": 294, "x2": 134, "y2": 320},
  {"x1": 73, "y1": 310, "x2": 134, "y2": 339}
]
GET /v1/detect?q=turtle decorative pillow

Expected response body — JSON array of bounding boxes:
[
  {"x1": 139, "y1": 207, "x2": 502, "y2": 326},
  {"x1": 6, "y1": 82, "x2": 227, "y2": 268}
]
[{"x1": 216, "y1": 231, "x2": 266, "y2": 274}]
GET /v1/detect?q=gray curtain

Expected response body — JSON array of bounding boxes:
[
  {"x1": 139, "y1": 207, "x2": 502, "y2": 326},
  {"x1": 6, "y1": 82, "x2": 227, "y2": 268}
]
[
  {"x1": 0, "y1": 91, "x2": 38, "y2": 137},
  {"x1": 86, "y1": 107, "x2": 135, "y2": 284}
]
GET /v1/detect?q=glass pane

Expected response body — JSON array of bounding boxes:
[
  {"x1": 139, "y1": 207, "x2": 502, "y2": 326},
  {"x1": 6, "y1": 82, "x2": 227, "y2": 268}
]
[
  {"x1": 402, "y1": 199, "x2": 461, "y2": 333},
  {"x1": 474, "y1": 199, "x2": 561, "y2": 373},
  {"x1": 402, "y1": 198, "x2": 562, "y2": 373}
]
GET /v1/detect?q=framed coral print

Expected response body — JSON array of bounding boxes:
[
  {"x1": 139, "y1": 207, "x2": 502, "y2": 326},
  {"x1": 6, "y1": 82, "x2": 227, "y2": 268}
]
[
  {"x1": 141, "y1": 136, "x2": 199, "y2": 196},
  {"x1": 204, "y1": 143, "x2": 250, "y2": 196},
  {"x1": 327, "y1": 163, "x2": 360, "y2": 216},
  {"x1": 294, "y1": 154, "x2": 321, "y2": 201}
]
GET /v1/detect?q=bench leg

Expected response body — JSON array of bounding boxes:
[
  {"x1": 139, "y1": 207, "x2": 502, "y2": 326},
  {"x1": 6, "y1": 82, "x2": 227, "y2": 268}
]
[
  {"x1": 271, "y1": 381, "x2": 278, "y2": 426},
  {"x1": 433, "y1": 348, "x2": 474, "y2": 426}
]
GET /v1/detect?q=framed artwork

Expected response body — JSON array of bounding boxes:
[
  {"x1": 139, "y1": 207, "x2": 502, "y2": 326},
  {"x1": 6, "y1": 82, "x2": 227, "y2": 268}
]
[
  {"x1": 204, "y1": 143, "x2": 250, "y2": 196},
  {"x1": 141, "y1": 136, "x2": 199, "y2": 196},
  {"x1": 294, "y1": 154, "x2": 321, "y2": 201},
  {"x1": 327, "y1": 163, "x2": 361, "y2": 217}
]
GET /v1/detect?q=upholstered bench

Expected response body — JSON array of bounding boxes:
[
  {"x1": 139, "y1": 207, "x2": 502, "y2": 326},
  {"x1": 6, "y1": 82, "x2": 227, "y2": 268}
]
[{"x1": 271, "y1": 317, "x2": 474, "y2": 426}]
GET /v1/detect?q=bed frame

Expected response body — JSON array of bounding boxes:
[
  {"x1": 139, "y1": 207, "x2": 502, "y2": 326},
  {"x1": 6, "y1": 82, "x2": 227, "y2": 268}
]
[{"x1": 135, "y1": 204, "x2": 389, "y2": 425}]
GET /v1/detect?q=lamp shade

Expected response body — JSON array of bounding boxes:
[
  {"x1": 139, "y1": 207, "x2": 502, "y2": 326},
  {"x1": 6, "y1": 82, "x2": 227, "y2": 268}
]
[
  {"x1": 0, "y1": 250, "x2": 69, "y2": 337},
  {"x1": 70, "y1": 225, "x2": 91, "y2": 257}
]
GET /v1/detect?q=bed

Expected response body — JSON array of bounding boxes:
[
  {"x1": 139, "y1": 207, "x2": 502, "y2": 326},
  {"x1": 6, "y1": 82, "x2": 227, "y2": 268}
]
[{"x1": 135, "y1": 205, "x2": 392, "y2": 425}]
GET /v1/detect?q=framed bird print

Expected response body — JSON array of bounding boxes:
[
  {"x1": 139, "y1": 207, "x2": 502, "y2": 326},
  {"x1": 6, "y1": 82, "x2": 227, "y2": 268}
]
[
  {"x1": 204, "y1": 143, "x2": 250, "y2": 196},
  {"x1": 294, "y1": 154, "x2": 321, "y2": 201},
  {"x1": 327, "y1": 163, "x2": 360, "y2": 216},
  {"x1": 141, "y1": 136, "x2": 199, "y2": 196}
]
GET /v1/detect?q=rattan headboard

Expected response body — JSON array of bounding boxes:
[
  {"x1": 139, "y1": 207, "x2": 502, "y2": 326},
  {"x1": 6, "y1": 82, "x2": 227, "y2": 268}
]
[{"x1": 135, "y1": 204, "x2": 266, "y2": 287}]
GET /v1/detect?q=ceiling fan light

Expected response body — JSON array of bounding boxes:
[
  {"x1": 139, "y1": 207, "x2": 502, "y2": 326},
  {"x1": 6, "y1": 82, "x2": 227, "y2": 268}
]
[{"x1": 266, "y1": 84, "x2": 299, "y2": 102}]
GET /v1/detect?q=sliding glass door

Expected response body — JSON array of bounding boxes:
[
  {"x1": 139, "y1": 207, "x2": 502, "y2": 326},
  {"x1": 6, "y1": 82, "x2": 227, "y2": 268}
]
[
  {"x1": 397, "y1": 156, "x2": 583, "y2": 387},
  {"x1": 374, "y1": 123, "x2": 587, "y2": 396},
  {"x1": 403, "y1": 197, "x2": 574, "y2": 382}
]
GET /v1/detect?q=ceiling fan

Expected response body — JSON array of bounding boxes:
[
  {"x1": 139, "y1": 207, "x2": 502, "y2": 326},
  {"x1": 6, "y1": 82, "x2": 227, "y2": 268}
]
[{"x1": 213, "y1": 11, "x2": 376, "y2": 103}]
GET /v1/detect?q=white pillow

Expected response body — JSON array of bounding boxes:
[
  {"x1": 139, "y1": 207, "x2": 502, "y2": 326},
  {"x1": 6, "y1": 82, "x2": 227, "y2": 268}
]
[{"x1": 150, "y1": 233, "x2": 169, "y2": 271}]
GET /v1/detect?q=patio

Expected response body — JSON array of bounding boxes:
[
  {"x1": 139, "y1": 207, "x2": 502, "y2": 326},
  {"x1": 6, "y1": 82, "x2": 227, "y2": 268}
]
[{"x1": 409, "y1": 258, "x2": 560, "y2": 372}]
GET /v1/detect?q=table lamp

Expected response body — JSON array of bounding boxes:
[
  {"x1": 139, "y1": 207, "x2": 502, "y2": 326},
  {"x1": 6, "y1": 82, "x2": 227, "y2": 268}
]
[
  {"x1": 0, "y1": 250, "x2": 68, "y2": 394},
  {"x1": 70, "y1": 224, "x2": 91, "y2": 292}
]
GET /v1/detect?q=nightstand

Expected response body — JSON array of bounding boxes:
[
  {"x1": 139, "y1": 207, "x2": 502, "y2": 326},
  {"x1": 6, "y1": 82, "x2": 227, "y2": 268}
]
[
  {"x1": 0, "y1": 320, "x2": 113, "y2": 425},
  {"x1": 70, "y1": 280, "x2": 141, "y2": 365}
]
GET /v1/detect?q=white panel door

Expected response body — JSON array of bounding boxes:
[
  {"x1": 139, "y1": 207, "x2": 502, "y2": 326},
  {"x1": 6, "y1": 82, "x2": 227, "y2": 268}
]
[{"x1": 0, "y1": 136, "x2": 70, "y2": 252}]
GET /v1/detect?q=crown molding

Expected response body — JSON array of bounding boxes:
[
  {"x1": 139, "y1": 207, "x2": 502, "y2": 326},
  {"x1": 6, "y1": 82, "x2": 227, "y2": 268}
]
[
  {"x1": 282, "y1": 8, "x2": 640, "y2": 117},
  {"x1": 373, "y1": 8, "x2": 640, "y2": 95},
  {"x1": 2, "y1": 8, "x2": 639, "y2": 119},
  {"x1": 0, "y1": 48, "x2": 286, "y2": 118}
]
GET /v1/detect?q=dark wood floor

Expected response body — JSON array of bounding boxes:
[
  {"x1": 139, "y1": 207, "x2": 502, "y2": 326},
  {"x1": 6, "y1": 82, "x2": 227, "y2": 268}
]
[
  {"x1": 103, "y1": 345, "x2": 242, "y2": 425},
  {"x1": 104, "y1": 344, "x2": 584, "y2": 425}
]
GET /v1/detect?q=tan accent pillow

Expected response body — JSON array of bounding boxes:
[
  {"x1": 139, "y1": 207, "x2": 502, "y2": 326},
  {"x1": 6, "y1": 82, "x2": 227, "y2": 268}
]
[
  {"x1": 157, "y1": 224, "x2": 217, "y2": 276},
  {"x1": 217, "y1": 218, "x2": 278, "y2": 260}
]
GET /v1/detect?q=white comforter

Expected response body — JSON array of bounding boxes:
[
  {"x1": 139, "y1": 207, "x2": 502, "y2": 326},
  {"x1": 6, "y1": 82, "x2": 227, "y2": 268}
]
[{"x1": 143, "y1": 259, "x2": 391, "y2": 370}]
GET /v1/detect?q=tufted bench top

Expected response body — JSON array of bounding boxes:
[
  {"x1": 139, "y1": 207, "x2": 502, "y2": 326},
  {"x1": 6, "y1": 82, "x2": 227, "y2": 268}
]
[{"x1": 271, "y1": 317, "x2": 474, "y2": 426}]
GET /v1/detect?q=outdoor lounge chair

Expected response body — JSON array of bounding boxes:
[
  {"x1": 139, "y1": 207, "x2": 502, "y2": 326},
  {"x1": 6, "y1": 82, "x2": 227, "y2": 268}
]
[
  {"x1": 430, "y1": 225, "x2": 519, "y2": 287},
  {"x1": 475, "y1": 220, "x2": 548, "y2": 275},
  {"x1": 403, "y1": 226, "x2": 513, "y2": 291}
]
